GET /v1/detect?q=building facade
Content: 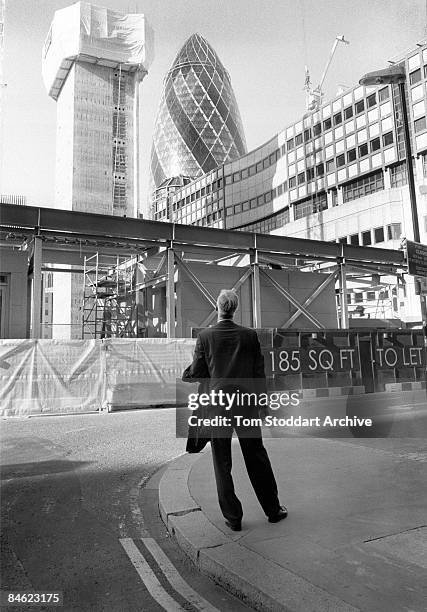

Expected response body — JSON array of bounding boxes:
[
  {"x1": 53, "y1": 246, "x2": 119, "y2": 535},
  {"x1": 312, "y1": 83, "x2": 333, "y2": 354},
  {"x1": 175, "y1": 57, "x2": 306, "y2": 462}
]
[
  {"x1": 155, "y1": 42, "x2": 427, "y2": 324},
  {"x1": 41, "y1": 1, "x2": 153, "y2": 338},
  {"x1": 42, "y1": 1, "x2": 153, "y2": 217},
  {"x1": 149, "y1": 33, "x2": 247, "y2": 215}
]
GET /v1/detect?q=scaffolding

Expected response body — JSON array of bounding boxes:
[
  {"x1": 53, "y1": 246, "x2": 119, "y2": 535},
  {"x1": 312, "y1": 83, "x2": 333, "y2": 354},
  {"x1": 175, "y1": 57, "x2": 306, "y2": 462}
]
[{"x1": 82, "y1": 253, "x2": 141, "y2": 338}]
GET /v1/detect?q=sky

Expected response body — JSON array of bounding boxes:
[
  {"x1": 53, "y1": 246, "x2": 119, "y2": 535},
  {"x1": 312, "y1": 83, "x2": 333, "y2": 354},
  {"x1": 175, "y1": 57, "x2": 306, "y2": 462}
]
[{"x1": 0, "y1": 0, "x2": 426, "y2": 209}]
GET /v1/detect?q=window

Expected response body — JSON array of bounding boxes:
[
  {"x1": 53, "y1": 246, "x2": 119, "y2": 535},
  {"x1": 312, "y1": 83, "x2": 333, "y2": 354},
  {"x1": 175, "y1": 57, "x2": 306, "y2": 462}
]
[
  {"x1": 414, "y1": 116, "x2": 427, "y2": 132},
  {"x1": 350, "y1": 233, "x2": 359, "y2": 246},
  {"x1": 390, "y1": 162, "x2": 408, "y2": 187},
  {"x1": 316, "y1": 163, "x2": 324, "y2": 177},
  {"x1": 241, "y1": 168, "x2": 248, "y2": 179},
  {"x1": 307, "y1": 167, "x2": 315, "y2": 180},
  {"x1": 293, "y1": 192, "x2": 327, "y2": 220},
  {"x1": 374, "y1": 226, "x2": 384, "y2": 243},
  {"x1": 277, "y1": 184, "x2": 283, "y2": 195},
  {"x1": 362, "y1": 230, "x2": 372, "y2": 246},
  {"x1": 370, "y1": 137, "x2": 381, "y2": 152},
  {"x1": 378, "y1": 87, "x2": 389, "y2": 102},
  {"x1": 313, "y1": 123, "x2": 322, "y2": 136},
  {"x1": 265, "y1": 191, "x2": 272, "y2": 203},
  {"x1": 234, "y1": 203, "x2": 242, "y2": 214},
  {"x1": 304, "y1": 128, "x2": 312, "y2": 142},
  {"x1": 295, "y1": 133, "x2": 303, "y2": 146},
  {"x1": 297, "y1": 171, "x2": 305, "y2": 185},
  {"x1": 339, "y1": 237, "x2": 347, "y2": 244},
  {"x1": 289, "y1": 176, "x2": 296, "y2": 188},
  {"x1": 367, "y1": 93, "x2": 377, "y2": 108},
  {"x1": 355, "y1": 99, "x2": 365, "y2": 114},
  {"x1": 387, "y1": 223, "x2": 401, "y2": 240},
  {"x1": 382, "y1": 131, "x2": 394, "y2": 146},
  {"x1": 358, "y1": 142, "x2": 368, "y2": 157},
  {"x1": 323, "y1": 117, "x2": 332, "y2": 130},
  {"x1": 249, "y1": 165, "x2": 256, "y2": 176},
  {"x1": 409, "y1": 68, "x2": 422, "y2": 85},
  {"x1": 263, "y1": 158, "x2": 269, "y2": 169},
  {"x1": 347, "y1": 148, "x2": 357, "y2": 163},
  {"x1": 336, "y1": 153, "x2": 346, "y2": 167},
  {"x1": 225, "y1": 175, "x2": 232, "y2": 185},
  {"x1": 326, "y1": 159, "x2": 335, "y2": 172},
  {"x1": 333, "y1": 112, "x2": 342, "y2": 125},
  {"x1": 331, "y1": 189, "x2": 338, "y2": 207},
  {"x1": 287, "y1": 137, "x2": 295, "y2": 150},
  {"x1": 256, "y1": 161, "x2": 263, "y2": 172},
  {"x1": 233, "y1": 172, "x2": 240, "y2": 182},
  {"x1": 344, "y1": 106, "x2": 354, "y2": 120},
  {"x1": 343, "y1": 170, "x2": 384, "y2": 203}
]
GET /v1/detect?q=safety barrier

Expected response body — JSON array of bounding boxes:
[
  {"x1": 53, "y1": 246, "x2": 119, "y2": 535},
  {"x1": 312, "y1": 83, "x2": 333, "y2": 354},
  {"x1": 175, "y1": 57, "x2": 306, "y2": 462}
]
[{"x1": 0, "y1": 339, "x2": 195, "y2": 417}]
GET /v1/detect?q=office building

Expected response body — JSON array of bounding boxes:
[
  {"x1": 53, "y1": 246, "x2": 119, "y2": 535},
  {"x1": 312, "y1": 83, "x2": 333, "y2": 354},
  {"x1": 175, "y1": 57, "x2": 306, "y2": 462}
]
[
  {"x1": 149, "y1": 33, "x2": 246, "y2": 215},
  {"x1": 158, "y1": 42, "x2": 427, "y2": 324}
]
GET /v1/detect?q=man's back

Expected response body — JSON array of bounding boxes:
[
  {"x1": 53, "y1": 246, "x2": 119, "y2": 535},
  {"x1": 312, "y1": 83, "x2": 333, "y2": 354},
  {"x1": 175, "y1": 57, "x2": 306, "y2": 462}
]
[{"x1": 197, "y1": 319, "x2": 265, "y2": 381}]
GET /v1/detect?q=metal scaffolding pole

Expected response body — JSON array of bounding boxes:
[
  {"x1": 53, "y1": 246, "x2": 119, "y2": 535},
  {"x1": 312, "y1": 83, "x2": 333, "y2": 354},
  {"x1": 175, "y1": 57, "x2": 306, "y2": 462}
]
[
  {"x1": 250, "y1": 247, "x2": 262, "y2": 328},
  {"x1": 166, "y1": 245, "x2": 175, "y2": 338},
  {"x1": 339, "y1": 258, "x2": 349, "y2": 329},
  {"x1": 31, "y1": 236, "x2": 43, "y2": 339}
]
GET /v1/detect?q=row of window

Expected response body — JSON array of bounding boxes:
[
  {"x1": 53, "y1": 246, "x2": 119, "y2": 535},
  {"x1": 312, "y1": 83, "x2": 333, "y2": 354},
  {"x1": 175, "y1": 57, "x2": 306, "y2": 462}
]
[
  {"x1": 337, "y1": 223, "x2": 402, "y2": 246},
  {"x1": 220, "y1": 125, "x2": 394, "y2": 192},
  {"x1": 237, "y1": 209, "x2": 291, "y2": 234},
  {"x1": 295, "y1": 88, "x2": 389, "y2": 143},
  {"x1": 347, "y1": 288, "x2": 397, "y2": 307},
  {"x1": 342, "y1": 170, "x2": 384, "y2": 203},
  {"x1": 173, "y1": 177, "x2": 224, "y2": 209},
  {"x1": 294, "y1": 193, "x2": 328, "y2": 220}
]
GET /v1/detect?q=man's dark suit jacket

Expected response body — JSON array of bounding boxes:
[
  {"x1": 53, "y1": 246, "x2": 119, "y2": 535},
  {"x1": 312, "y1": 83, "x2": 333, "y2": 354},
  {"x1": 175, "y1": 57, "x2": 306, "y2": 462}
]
[{"x1": 186, "y1": 319, "x2": 267, "y2": 418}]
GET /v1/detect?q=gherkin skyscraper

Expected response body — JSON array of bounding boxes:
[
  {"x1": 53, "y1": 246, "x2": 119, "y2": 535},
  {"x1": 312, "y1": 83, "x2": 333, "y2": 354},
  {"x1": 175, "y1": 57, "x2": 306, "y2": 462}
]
[{"x1": 150, "y1": 33, "x2": 247, "y2": 195}]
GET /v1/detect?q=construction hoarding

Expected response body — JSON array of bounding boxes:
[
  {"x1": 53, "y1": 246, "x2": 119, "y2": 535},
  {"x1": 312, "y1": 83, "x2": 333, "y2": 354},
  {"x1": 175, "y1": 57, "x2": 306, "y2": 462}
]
[
  {"x1": 0, "y1": 330, "x2": 425, "y2": 418},
  {"x1": 0, "y1": 339, "x2": 195, "y2": 417}
]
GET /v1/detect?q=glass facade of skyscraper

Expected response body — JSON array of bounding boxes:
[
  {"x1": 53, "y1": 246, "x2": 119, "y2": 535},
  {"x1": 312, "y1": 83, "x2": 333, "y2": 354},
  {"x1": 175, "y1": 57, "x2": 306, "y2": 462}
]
[{"x1": 150, "y1": 33, "x2": 247, "y2": 196}]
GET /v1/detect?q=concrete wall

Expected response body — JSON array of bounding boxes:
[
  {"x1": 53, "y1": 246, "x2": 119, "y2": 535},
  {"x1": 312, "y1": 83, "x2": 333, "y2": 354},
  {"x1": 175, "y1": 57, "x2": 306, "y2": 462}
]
[
  {"x1": 55, "y1": 62, "x2": 135, "y2": 216},
  {"x1": 0, "y1": 249, "x2": 28, "y2": 338}
]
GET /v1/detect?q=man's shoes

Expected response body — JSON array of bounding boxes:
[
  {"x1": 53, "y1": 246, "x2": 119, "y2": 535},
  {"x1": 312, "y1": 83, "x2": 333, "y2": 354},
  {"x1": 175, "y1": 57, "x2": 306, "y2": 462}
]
[
  {"x1": 268, "y1": 506, "x2": 288, "y2": 523},
  {"x1": 225, "y1": 520, "x2": 242, "y2": 531}
]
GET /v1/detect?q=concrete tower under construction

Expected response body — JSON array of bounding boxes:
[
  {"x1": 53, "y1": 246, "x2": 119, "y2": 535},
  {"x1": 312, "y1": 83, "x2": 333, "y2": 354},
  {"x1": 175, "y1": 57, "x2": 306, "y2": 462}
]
[
  {"x1": 42, "y1": 1, "x2": 153, "y2": 338},
  {"x1": 42, "y1": 1, "x2": 153, "y2": 217}
]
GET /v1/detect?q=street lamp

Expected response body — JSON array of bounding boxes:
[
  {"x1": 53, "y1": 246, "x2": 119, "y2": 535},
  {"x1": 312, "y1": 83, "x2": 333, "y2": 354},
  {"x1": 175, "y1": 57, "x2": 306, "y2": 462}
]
[{"x1": 359, "y1": 65, "x2": 427, "y2": 325}]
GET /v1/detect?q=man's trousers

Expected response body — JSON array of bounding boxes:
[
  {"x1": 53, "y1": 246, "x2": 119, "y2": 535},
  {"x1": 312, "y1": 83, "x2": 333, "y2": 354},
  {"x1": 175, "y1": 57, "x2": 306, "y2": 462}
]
[{"x1": 210, "y1": 425, "x2": 281, "y2": 524}]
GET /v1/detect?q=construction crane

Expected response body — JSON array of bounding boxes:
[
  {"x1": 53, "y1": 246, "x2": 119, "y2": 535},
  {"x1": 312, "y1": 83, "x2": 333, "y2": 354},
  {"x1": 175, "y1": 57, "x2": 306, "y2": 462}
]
[{"x1": 304, "y1": 35, "x2": 350, "y2": 112}]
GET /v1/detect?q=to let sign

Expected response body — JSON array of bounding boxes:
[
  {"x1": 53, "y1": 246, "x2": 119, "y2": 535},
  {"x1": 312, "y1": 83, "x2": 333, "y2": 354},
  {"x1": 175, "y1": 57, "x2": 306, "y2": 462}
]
[{"x1": 406, "y1": 240, "x2": 427, "y2": 277}]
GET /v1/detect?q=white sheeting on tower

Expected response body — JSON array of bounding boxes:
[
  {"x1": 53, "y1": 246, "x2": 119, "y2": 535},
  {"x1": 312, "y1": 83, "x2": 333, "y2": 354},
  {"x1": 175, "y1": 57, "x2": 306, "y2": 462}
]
[{"x1": 42, "y1": 1, "x2": 154, "y2": 100}]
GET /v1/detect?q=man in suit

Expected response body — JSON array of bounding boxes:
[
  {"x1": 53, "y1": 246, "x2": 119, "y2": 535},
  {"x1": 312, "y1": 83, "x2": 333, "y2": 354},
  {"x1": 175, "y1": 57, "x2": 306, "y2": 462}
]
[{"x1": 185, "y1": 289, "x2": 287, "y2": 531}]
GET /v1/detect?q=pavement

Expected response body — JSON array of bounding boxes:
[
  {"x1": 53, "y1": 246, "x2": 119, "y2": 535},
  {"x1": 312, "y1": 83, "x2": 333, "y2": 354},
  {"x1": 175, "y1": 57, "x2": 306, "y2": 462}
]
[{"x1": 158, "y1": 433, "x2": 427, "y2": 612}]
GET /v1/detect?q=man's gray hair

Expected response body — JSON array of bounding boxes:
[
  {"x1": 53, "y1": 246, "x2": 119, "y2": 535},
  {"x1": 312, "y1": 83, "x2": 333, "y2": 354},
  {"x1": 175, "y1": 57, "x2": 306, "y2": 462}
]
[{"x1": 217, "y1": 290, "x2": 239, "y2": 318}]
